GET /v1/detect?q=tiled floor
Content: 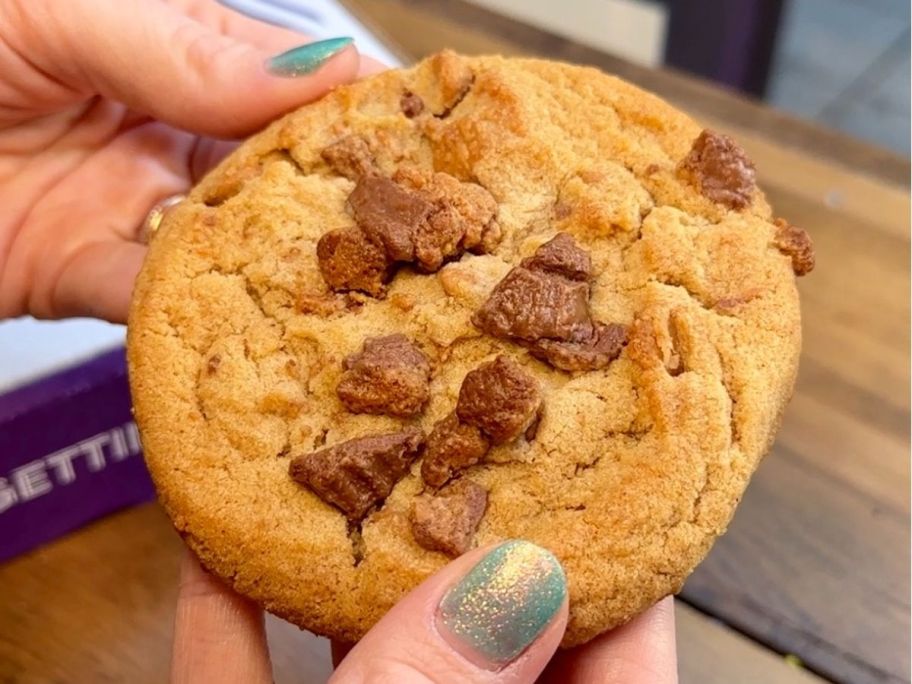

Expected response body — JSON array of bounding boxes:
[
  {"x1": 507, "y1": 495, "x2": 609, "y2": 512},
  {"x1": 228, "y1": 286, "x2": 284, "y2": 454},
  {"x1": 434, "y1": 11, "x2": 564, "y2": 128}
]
[{"x1": 767, "y1": 0, "x2": 910, "y2": 155}]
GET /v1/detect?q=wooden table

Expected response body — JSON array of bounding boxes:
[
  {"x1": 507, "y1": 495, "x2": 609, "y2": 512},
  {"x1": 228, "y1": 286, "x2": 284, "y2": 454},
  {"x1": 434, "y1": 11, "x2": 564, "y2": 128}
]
[{"x1": 1, "y1": 2, "x2": 909, "y2": 682}]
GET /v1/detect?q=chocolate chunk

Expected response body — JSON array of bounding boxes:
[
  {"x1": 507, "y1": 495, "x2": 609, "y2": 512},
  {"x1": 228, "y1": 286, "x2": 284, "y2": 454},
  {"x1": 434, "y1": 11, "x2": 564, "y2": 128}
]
[
  {"x1": 317, "y1": 171, "x2": 501, "y2": 297},
  {"x1": 407, "y1": 173, "x2": 500, "y2": 270},
  {"x1": 472, "y1": 267, "x2": 593, "y2": 343},
  {"x1": 337, "y1": 335, "x2": 431, "y2": 417},
  {"x1": 521, "y1": 233, "x2": 592, "y2": 282},
  {"x1": 471, "y1": 232, "x2": 623, "y2": 373},
  {"x1": 316, "y1": 226, "x2": 392, "y2": 296},
  {"x1": 289, "y1": 428, "x2": 424, "y2": 521},
  {"x1": 773, "y1": 218, "x2": 815, "y2": 276},
  {"x1": 457, "y1": 356, "x2": 542, "y2": 444},
  {"x1": 679, "y1": 130, "x2": 756, "y2": 209},
  {"x1": 411, "y1": 479, "x2": 488, "y2": 556},
  {"x1": 206, "y1": 355, "x2": 221, "y2": 375},
  {"x1": 529, "y1": 322, "x2": 627, "y2": 371},
  {"x1": 321, "y1": 136, "x2": 376, "y2": 181},
  {"x1": 349, "y1": 176, "x2": 434, "y2": 263},
  {"x1": 426, "y1": 174, "x2": 500, "y2": 255},
  {"x1": 400, "y1": 91, "x2": 425, "y2": 118},
  {"x1": 421, "y1": 412, "x2": 490, "y2": 488}
]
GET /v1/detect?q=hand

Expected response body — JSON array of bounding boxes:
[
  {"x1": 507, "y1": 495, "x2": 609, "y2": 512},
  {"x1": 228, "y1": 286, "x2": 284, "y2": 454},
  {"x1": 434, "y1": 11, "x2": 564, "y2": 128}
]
[
  {"x1": 0, "y1": 0, "x2": 370, "y2": 324},
  {"x1": 173, "y1": 543, "x2": 678, "y2": 683}
]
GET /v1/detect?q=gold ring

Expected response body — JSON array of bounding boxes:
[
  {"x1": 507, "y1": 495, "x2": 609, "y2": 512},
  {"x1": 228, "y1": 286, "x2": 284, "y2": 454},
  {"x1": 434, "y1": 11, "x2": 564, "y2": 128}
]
[{"x1": 139, "y1": 193, "x2": 185, "y2": 244}]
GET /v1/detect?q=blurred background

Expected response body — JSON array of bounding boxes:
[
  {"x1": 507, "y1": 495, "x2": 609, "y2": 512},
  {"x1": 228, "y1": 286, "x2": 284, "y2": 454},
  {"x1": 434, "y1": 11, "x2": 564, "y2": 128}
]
[{"x1": 466, "y1": 0, "x2": 911, "y2": 155}]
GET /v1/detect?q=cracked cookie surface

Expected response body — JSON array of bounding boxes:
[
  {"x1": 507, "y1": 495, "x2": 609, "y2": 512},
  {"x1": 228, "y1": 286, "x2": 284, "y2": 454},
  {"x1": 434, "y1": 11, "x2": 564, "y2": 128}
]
[{"x1": 127, "y1": 51, "x2": 808, "y2": 646}]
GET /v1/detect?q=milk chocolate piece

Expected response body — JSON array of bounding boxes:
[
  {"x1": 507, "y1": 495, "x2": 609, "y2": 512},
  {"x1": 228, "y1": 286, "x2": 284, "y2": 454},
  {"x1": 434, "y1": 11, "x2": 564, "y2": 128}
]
[
  {"x1": 321, "y1": 136, "x2": 376, "y2": 181},
  {"x1": 411, "y1": 479, "x2": 488, "y2": 556},
  {"x1": 472, "y1": 268, "x2": 592, "y2": 343},
  {"x1": 521, "y1": 233, "x2": 592, "y2": 282},
  {"x1": 316, "y1": 227, "x2": 392, "y2": 296},
  {"x1": 529, "y1": 322, "x2": 627, "y2": 371},
  {"x1": 457, "y1": 356, "x2": 542, "y2": 444},
  {"x1": 679, "y1": 130, "x2": 756, "y2": 209},
  {"x1": 289, "y1": 428, "x2": 424, "y2": 520},
  {"x1": 337, "y1": 335, "x2": 431, "y2": 417},
  {"x1": 421, "y1": 412, "x2": 490, "y2": 488},
  {"x1": 773, "y1": 218, "x2": 815, "y2": 276}
]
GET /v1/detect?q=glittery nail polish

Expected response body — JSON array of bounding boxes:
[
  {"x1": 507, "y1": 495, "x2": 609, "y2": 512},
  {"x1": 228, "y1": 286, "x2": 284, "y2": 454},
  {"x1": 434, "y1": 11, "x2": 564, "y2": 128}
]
[
  {"x1": 265, "y1": 37, "x2": 353, "y2": 77},
  {"x1": 437, "y1": 540, "x2": 567, "y2": 670}
]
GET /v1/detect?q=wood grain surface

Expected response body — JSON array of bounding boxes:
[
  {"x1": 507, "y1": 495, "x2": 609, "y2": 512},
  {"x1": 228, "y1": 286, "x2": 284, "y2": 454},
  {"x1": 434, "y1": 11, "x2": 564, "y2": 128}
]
[{"x1": 1, "y1": 1, "x2": 908, "y2": 683}]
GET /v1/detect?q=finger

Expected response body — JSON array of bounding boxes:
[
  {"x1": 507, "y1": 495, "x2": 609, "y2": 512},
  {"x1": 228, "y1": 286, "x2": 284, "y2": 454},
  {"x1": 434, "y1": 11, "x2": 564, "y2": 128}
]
[
  {"x1": 172, "y1": 548, "x2": 273, "y2": 684},
  {"x1": 2, "y1": 118, "x2": 194, "y2": 322},
  {"x1": 332, "y1": 540, "x2": 568, "y2": 684},
  {"x1": 52, "y1": 240, "x2": 148, "y2": 323},
  {"x1": 539, "y1": 597, "x2": 678, "y2": 684},
  {"x1": 9, "y1": 0, "x2": 360, "y2": 137},
  {"x1": 49, "y1": 133, "x2": 233, "y2": 323},
  {"x1": 173, "y1": 0, "x2": 388, "y2": 76}
]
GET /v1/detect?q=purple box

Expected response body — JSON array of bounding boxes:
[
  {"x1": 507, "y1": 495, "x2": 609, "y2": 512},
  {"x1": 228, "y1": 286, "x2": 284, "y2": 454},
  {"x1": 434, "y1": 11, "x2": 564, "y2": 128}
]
[{"x1": 0, "y1": 347, "x2": 154, "y2": 562}]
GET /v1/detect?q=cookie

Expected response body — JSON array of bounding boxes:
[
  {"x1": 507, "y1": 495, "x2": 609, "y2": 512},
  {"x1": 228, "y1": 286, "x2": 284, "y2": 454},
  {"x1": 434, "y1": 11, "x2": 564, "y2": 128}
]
[{"x1": 127, "y1": 51, "x2": 813, "y2": 646}]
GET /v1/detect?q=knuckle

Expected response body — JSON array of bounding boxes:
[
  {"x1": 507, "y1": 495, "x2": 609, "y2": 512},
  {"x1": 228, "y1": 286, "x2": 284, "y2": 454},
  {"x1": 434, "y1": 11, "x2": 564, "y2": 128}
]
[{"x1": 171, "y1": 22, "x2": 251, "y2": 82}]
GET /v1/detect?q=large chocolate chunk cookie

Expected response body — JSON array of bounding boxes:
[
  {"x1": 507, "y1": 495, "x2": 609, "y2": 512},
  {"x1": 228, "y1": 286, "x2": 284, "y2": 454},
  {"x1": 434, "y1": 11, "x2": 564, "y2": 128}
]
[{"x1": 128, "y1": 51, "x2": 812, "y2": 646}]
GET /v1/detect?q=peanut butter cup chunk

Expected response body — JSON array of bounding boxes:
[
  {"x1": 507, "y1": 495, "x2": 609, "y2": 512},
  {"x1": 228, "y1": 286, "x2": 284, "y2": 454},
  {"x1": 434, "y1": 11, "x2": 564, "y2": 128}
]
[
  {"x1": 350, "y1": 176, "x2": 433, "y2": 263},
  {"x1": 410, "y1": 479, "x2": 488, "y2": 556},
  {"x1": 529, "y1": 322, "x2": 628, "y2": 372},
  {"x1": 289, "y1": 428, "x2": 424, "y2": 521},
  {"x1": 421, "y1": 412, "x2": 490, "y2": 488},
  {"x1": 472, "y1": 267, "x2": 593, "y2": 343},
  {"x1": 456, "y1": 356, "x2": 542, "y2": 445},
  {"x1": 678, "y1": 129, "x2": 756, "y2": 209},
  {"x1": 521, "y1": 233, "x2": 592, "y2": 282},
  {"x1": 773, "y1": 218, "x2": 815, "y2": 276},
  {"x1": 337, "y1": 335, "x2": 431, "y2": 417},
  {"x1": 316, "y1": 226, "x2": 392, "y2": 296}
]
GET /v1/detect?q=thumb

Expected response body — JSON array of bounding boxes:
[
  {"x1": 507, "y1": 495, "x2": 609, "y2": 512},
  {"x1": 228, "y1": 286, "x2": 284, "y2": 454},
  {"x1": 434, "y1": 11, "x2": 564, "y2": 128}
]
[
  {"x1": 332, "y1": 540, "x2": 569, "y2": 683},
  {"x1": 11, "y1": 0, "x2": 360, "y2": 137}
]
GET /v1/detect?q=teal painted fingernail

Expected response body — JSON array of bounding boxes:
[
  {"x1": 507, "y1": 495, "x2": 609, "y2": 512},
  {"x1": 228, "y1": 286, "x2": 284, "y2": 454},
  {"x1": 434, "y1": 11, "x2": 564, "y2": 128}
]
[
  {"x1": 437, "y1": 540, "x2": 567, "y2": 670},
  {"x1": 265, "y1": 37, "x2": 353, "y2": 77}
]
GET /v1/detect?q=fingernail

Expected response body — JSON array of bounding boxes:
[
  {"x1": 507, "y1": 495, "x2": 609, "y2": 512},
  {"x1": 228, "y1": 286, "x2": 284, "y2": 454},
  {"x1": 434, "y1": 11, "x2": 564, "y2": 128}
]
[
  {"x1": 265, "y1": 37, "x2": 354, "y2": 77},
  {"x1": 436, "y1": 540, "x2": 567, "y2": 670}
]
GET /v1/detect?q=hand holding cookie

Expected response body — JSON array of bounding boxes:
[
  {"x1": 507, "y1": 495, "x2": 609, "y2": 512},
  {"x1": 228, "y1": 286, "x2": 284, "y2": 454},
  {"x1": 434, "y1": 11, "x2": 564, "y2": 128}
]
[
  {"x1": 173, "y1": 546, "x2": 677, "y2": 683},
  {"x1": 0, "y1": 0, "x2": 368, "y2": 322}
]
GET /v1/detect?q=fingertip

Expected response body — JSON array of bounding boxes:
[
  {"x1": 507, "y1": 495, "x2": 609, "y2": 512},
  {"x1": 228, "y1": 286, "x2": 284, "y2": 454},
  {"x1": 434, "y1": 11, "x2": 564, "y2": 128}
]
[
  {"x1": 333, "y1": 541, "x2": 569, "y2": 682},
  {"x1": 264, "y1": 37, "x2": 355, "y2": 78},
  {"x1": 172, "y1": 545, "x2": 273, "y2": 684},
  {"x1": 196, "y1": 42, "x2": 361, "y2": 139}
]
